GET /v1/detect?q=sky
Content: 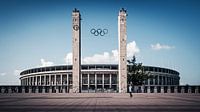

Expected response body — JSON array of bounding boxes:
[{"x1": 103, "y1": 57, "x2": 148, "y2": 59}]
[{"x1": 0, "y1": 0, "x2": 200, "y2": 85}]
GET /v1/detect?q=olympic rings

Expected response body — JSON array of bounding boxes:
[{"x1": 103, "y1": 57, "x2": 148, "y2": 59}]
[{"x1": 90, "y1": 28, "x2": 108, "y2": 36}]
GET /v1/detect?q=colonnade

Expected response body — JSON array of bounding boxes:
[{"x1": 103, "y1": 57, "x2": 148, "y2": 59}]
[
  {"x1": 21, "y1": 73, "x2": 72, "y2": 86},
  {"x1": 146, "y1": 75, "x2": 179, "y2": 85},
  {"x1": 81, "y1": 73, "x2": 118, "y2": 92}
]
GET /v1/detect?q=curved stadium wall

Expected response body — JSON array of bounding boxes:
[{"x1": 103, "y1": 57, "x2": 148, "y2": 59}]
[{"x1": 20, "y1": 64, "x2": 180, "y2": 92}]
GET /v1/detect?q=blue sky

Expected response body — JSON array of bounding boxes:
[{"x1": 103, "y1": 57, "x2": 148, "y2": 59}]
[{"x1": 0, "y1": 0, "x2": 199, "y2": 85}]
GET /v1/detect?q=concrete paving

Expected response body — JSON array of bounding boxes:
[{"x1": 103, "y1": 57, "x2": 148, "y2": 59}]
[{"x1": 0, "y1": 93, "x2": 200, "y2": 112}]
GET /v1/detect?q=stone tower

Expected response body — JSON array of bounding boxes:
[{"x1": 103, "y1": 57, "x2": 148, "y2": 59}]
[
  {"x1": 72, "y1": 8, "x2": 81, "y2": 93},
  {"x1": 118, "y1": 8, "x2": 127, "y2": 93}
]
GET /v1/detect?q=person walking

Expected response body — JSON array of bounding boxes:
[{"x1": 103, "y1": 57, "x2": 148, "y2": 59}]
[{"x1": 129, "y1": 84, "x2": 133, "y2": 98}]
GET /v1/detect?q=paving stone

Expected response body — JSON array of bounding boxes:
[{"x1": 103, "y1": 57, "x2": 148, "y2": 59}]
[{"x1": 0, "y1": 93, "x2": 200, "y2": 112}]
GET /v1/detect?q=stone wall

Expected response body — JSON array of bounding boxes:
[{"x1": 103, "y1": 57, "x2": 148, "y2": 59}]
[{"x1": 0, "y1": 85, "x2": 199, "y2": 94}]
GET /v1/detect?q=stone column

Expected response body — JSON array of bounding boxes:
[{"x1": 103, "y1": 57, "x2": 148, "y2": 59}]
[
  {"x1": 153, "y1": 77, "x2": 155, "y2": 85},
  {"x1": 44, "y1": 75, "x2": 46, "y2": 86},
  {"x1": 165, "y1": 76, "x2": 167, "y2": 85},
  {"x1": 54, "y1": 75, "x2": 56, "y2": 86},
  {"x1": 49, "y1": 75, "x2": 51, "y2": 86},
  {"x1": 102, "y1": 74, "x2": 105, "y2": 92},
  {"x1": 31, "y1": 76, "x2": 35, "y2": 86},
  {"x1": 118, "y1": 8, "x2": 128, "y2": 93},
  {"x1": 95, "y1": 74, "x2": 97, "y2": 92},
  {"x1": 87, "y1": 74, "x2": 89, "y2": 92},
  {"x1": 61, "y1": 74, "x2": 63, "y2": 85},
  {"x1": 72, "y1": 8, "x2": 81, "y2": 93},
  {"x1": 36, "y1": 76, "x2": 38, "y2": 86},
  {"x1": 67, "y1": 74, "x2": 69, "y2": 87},
  {"x1": 109, "y1": 74, "x2": 112, "y2": 89},
  {"x1": 40, "y1": 75, "x2": 42, "y2": 86},
  {"x1": 27, "y1": 77, "x2": 30, "y2": 86}
]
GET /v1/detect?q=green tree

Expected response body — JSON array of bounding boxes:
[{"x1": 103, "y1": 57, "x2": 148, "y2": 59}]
[{"x1": 127, "y1": 56, "x2": 151, "y2": 85}]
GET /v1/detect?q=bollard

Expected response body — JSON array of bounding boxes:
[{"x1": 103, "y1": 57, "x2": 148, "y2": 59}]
[
  {"x1": 42, "y1": 87, "x2": 45, "y2": 93},
  {"x1": 188, "y1": 87, "x2": 191, "y2": 93},
  {"x1": 56, "y1": 87, "x2": 59, "y2": 93},
  {"x1": 2, "y1": 87, "x2": 5, "y2": 93},
  {"x1": 49, "y1": 87, "x2": 52, "y2": 93},
  {"x1": 22, "y1": 87, "x2": 25, "y2": 93},
  {"x1": 161, "y1": 86, "x2": 164, "y2": 93},
  {"x1": 29, "y1": 87, "x2": 32, "y2": 93},
  {"x1": 8, "y1": 87, "x2": 12, "y2": 93},
  {"x1": 195, "y1": 87, "x2": 199, "y2": 94},
  {"x1": 174, "y1": 86, "x2": 178, "y2": 93},
  {"x1": 167, "y1": 86, "x2": 171, "y2": 93},
  {"x1": 181, "y1": 87, "x2": 185, "y2": 93},
  {"x1": 154, "y1": 86, "x2": 157, "y2": 93},
  {"x1": 62, "y1": 87, "x2": 65, "y2": 93},
  {"x1": 147, "y1": 86, "x2": 151, "y2": 93},
  {"x1": 36, "y1": 87, "x2": 39, "y2": 93}
]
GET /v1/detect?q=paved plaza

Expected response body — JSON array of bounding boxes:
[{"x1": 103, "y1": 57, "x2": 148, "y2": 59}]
[{"x1": 0, "y1": 93, "x2": 200, "y2": 112}]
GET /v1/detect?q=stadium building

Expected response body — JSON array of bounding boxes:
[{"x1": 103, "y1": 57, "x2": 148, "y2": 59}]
[{"x1": 20, "y1": 64, "x2": 180, "y2": 93}]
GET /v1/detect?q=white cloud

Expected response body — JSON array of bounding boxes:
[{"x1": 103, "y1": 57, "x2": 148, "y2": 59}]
[
  {"x1": 14, "y1": 70, "x2": 22, "y2": 76},
  {"x1": 64, "y1": 52, "x2": 72, "y2": 64},
  {"x1": 40, "y1": 58, "x2": 54, "y2": 67},
  {"x1": 127, "y1": 41, "x2": 140, "y2": 58},
  {"x1": 83, "y1": 52, "x2": 113, "y2": 64},
  {"x1": 151, "y1": 43, "x2": 175, "y2": 50},
  {"x1": 64, "y1": 41, "x2": 139, "y2": 64},
  {"x1": 0, "y1": 72, "x2": 6, "y2": 76}
]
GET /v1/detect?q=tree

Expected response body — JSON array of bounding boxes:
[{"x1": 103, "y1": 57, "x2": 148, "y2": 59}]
[{"x1": 127, "y1": 56, "x2": 151, "y2": 85}]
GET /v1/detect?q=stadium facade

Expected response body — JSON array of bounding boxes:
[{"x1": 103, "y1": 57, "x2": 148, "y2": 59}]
[{"x1": 19, "y1": 65, "x2": 180, "y2": 93}]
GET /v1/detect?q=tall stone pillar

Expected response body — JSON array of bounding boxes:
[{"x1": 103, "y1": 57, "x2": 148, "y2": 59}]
[
  {"x1": 118, "y1": 8, "x2": 127, "y2": 93},
  {"x1": 72, "y1": 8, "x2": 81, "y2": 93}
]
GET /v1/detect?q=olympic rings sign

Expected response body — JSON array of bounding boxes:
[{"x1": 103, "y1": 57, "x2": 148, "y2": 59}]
[{"x1": 90, "y1": 28, "x2": 108, "y2": 36}]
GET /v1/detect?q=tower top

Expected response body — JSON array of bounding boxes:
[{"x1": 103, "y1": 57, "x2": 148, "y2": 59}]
[
  {"x1": 120, "y1": 8, "x2": 127, "y2": 13},
  {"x1": 73, "y1": 8, "x2": 80, "y2": 13},
  {"x1": 119, "y1": 8, "x2": 127, "y2": 16}
]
